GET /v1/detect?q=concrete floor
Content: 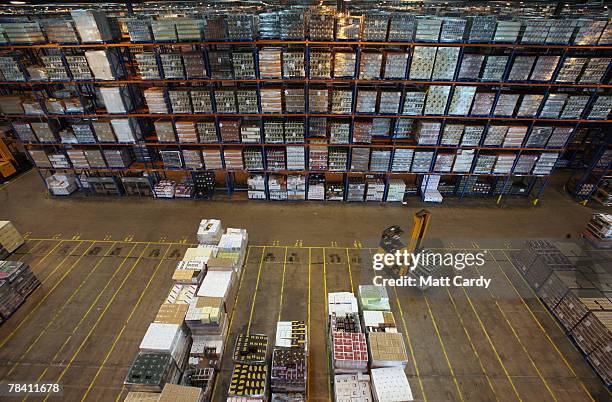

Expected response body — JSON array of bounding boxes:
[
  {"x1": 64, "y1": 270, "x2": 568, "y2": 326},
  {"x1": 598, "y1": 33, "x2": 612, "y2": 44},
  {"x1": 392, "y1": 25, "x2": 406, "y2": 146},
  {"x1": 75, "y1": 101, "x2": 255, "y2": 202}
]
[{"x1": 0, "y1": 170, "x2": 610, "y2": 401}]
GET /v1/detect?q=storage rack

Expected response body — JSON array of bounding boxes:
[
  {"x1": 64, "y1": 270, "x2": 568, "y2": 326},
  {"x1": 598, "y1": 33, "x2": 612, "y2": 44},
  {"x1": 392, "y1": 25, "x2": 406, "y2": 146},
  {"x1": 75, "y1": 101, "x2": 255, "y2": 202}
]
[
  {"x1": 0, "y1": 4, "x2": 610, "y2": 203},
  {"x1": 566, "y1": 130, "x2": 612, "y2": 204}
]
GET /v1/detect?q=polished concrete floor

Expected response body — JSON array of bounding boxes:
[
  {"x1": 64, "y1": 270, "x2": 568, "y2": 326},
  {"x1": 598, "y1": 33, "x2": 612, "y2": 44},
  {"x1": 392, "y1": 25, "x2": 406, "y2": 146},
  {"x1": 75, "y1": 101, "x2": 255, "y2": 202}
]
[{"x1": 0, "y1": 171, "x2": 610, "y2": 401}]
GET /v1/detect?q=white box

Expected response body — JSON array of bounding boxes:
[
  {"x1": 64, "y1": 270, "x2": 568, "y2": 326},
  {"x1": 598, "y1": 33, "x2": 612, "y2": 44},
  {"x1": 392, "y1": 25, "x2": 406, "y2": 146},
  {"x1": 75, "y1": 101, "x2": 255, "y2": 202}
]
[{"x1": 370, "y1": 367, "x2": 413, "y2": 401}]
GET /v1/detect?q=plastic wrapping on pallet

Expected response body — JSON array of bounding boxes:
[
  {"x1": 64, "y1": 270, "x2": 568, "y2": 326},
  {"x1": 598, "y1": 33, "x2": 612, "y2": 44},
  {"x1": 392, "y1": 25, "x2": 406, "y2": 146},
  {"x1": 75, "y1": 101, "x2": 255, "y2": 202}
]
[
  {"x1": 70, "y1": 10, "x2": 114, "y2": 43},
  {"x1": 367, "y1": 332, "x2": 408, "y2": 368},
  {"x1": 197, "y1": 219, "x2": 222, "y2": 245},
  {"x1": 334, "y1": 372, "x2": 372, "y2": 402},
  {"x1": 124, "y1": 352, "x2": 181, "y2": 393},
  {"x1": 370, "y1": 367, "x2": 413, "y2": 401}
]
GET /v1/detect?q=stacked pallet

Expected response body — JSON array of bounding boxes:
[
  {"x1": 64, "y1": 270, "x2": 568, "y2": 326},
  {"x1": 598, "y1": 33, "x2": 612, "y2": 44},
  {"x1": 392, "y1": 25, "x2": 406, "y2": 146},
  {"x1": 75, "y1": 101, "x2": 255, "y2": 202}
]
[
  {"x1": 0, "y1": 221, "x2": 24, "y2": 255},
  {"x1": 271, "y1": 321, "x2": 308, "y2": 400},
  {"x1": 228, "y1": 333, "x2": 269, "y2": 400},
  {"x1": 125, "y1": 219, "x2": 248, "y2": 396},
  {"x1": 512, "y1": 240, "x2": 612, "y2": 387},
  {"x1": 0, "y1": 261, "x2": 40, "y2": 320},
  {"x1": 583, "y1": 213, "x2": 612, "y2": 249}
]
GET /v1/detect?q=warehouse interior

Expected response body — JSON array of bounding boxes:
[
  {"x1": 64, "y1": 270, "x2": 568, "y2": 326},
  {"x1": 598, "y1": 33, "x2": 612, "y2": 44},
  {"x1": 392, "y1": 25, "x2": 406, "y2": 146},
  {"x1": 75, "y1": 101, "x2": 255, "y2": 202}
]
[{"x1": 0, "y1": 1, "x2": 611, "y2": 401}]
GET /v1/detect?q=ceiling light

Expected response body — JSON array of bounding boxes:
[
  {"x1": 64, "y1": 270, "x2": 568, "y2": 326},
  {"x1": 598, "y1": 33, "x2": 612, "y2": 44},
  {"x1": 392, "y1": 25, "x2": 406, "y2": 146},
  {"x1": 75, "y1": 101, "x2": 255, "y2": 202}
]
[{"x1": 10, "y1": 1, "x2": 26, "y2": 4}]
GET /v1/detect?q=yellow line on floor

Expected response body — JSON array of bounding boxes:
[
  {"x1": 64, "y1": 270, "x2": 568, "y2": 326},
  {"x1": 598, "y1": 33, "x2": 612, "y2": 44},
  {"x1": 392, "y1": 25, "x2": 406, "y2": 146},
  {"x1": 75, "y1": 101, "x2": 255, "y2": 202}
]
[
  {"x1": 10, "y1": 239, "x2": 43, "y2": 263},
  {"x1": 391, "y1": 285, "x2": 427, "y2": 402},
  {"x1": 423, "y1": 295, "x2": 465, "y2": 402},
  {"x1": 457, "y1": 284, "x2": 522, "y2": 401},
  {"x1": 4, "y1": 242, "x2": 117, "y2": 379},
  {"x1": 0, "y1": 240, "x2": 84, "y2": 351},
  {"x1": 307, "y1": 248, "x2": 312, "y2": 402},
  {"x1": 210, "y1": 246, "x2": 253, "y2": 401},
  {"x1": 496, "y1": 250, "x2": 595, "y2": 402},
  {"x1": 472, "y1": 258, "x2": 558, "y2": 402},
  {"x1": 35, "y1": 244, "x2": 150, "y2": 402},
  {"x1": 323, "y1": 248, "x2": 331, "y2": 402},
  {"x1": 30, "y1": 239, "x2": 68, "y2": 278},
  {"x1": 247, "y1": 246, "x2": 266, "y2": 335},
  {"x1": 445, "y1": 287, "x2": 499, "y2": 401},
  {"x1": 83, "y1": 244, "x2": 172, "y2": 402},
  {"x1": 278, "y1": 246, "x2": 289, "y2": 322},
  {"x1": 345, "y1": 248, "x2": 355, "y2": 293}
]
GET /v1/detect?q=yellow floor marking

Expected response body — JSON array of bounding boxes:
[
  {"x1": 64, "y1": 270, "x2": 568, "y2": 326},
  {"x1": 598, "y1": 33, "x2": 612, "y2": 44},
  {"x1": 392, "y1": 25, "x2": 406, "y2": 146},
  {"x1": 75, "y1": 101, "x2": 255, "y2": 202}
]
[
  {"x1": 0, "y1": 240, "x2": 83, "y2": 350},
  {"x1": 345, "y1": 248, "x2": 355, "y2": 293},
  {"x1": 5, "y1": 242, "x2": 117, "y2": 379},
  {"x1": 35, "y1": 244, "x2": 149, "y2": 402},
  {"x1": 210, "y1": 246, "x2": 252, "y2": 401},
  {"x1": 83, "y1": 244, "x2": 172, "y2": 402},
  {"x1": 392, "y1": 286, "x2": 427, "y2": 402},
  {"x1": 278, "y1": 246, "x2": 289, "y2": 321},
  {"x1": 26, "y1": 237, "x2": 190, "y2": 246},
  {"x1": 36, "y1": 244, "x2": 141, "y2": 371},
  {"x1": 445, "y1": 287, "x2": 499, "y2": 401},
  {"x1": 307, "y1": 248, "x2": 312, "y2": 402},
  {"x1": 11, "y1": 239, "x2": 43, "y2": 262},
  {"x1": 497, "y1": 250, "x2": 595, "y2": 402},
  {"x1": 247, "y1": 246, "x2": 266, "y2": 335},
  {"x1": 471, "y1": 259, "x2": 558, "y2": 402},
  {"x1": 423, "y1": 295, "x2": 465, "y2": 401},
  {"x1": 457, "y1": 284, "x2": 523, "y2": 401},
  {"x1": 323, "y1": 248, "x2": 331, "y2": 402}
]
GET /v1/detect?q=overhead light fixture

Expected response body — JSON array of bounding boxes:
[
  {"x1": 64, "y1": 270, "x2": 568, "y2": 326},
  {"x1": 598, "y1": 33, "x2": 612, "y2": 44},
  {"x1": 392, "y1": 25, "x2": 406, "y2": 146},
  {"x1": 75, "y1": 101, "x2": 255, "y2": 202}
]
[{"x1": 10, "y1": 1, "x2": 26, "y2": 4}]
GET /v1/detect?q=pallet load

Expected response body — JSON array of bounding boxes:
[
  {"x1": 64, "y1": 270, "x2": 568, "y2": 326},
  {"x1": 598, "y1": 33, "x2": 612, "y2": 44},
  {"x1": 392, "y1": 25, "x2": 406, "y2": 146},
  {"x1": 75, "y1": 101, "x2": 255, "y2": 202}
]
[
  {"x1": 217, "y1": 228, "x2": 249, "y2": 274},
  {"x1": 158, "y1": 383, "x2": 204, "y2": 402},
  {"x1": 181, "y1": 368, "x2": 215, "y2": 401},
  {"x1": 124, "y1": 219, "x2": 249, "y2": 397},
  {"x1": 0, "y1": 261, "x2": 40, "y2": 321},
  {"x1": 583, "y1": 213, "x2": 612, "y2": 249},
  {"x1": 233, "y1": 333, "x2": 268, "y2": 364},
  {"x1": 0, "y1": 261, "x2": 40, "y2": 298},
  {"x1": 272, "y1": 321, "x2": 308, "y2": 400},
  {"x1": 0, "y1": 221, "x2": 24, "y2": 254},
  {"x1": 511, "y1": 239, "x2": 612, "y2": 387},
  {"x1": 173, "y1": 260, "x2": 206, "y2": 284},
  {"x1": 227, "y1": 363, "x2": 268, "y2": 401},
  {"x1": 370, "y1": 367, "x2": 414, "y2": 401},
  {"x1": 124, "y1": 353, "x2": 182, "y2": 393},
  {"x1": 229, "y1": 332, "x2": 269, "y2": 400},
  {"x1": 330, "y1": 307, "x2": 368, "y2": 374},
  {"x1": 334, "y1": 373, "x2": 373, "y2": 402},
  {"x1": 362, "y1": 311, "x2": 397, "y2": 333},
  {"x1": 329, "y1": 292, "x2": 359, "y2": 315},
  {"x1": 197, "y1": 219, "x2": 223, "y2": 245},
  {"x1": 358, "y1": 285, "x2": 391, "y2": 311},
  {"x1": 124, "y1": 391, "x2": 161, "y2": 401},
  {"x1": 367, "y1": 332, "x2": 409, "y2": 368}
]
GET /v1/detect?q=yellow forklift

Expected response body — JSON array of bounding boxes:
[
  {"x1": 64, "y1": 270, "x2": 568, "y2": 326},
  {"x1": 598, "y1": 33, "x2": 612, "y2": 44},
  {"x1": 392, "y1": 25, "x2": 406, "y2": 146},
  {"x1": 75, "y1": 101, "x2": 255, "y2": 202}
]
[
  {"x1": 0, "y1": 137, "x2": 17, "y2": 179},
  {"x1": 378, "y1": 209, "x2": 435, "y2": 288}
]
